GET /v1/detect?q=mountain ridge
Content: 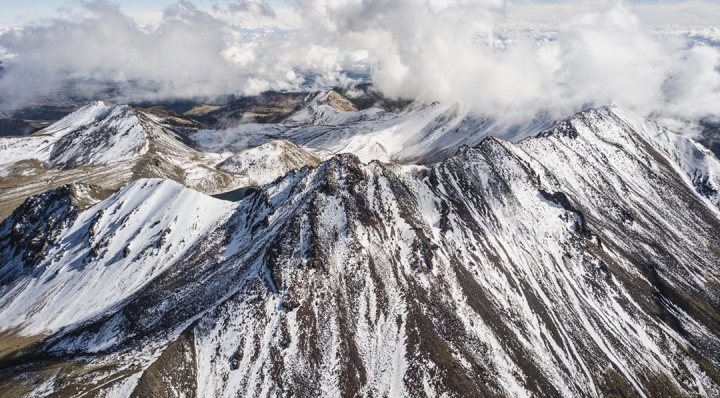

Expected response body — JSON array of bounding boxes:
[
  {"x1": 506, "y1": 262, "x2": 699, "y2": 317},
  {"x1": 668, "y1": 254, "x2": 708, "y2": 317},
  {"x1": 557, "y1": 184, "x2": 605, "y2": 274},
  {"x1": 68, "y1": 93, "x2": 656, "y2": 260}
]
[
  {"x1": 1, "y1": 104, "x2": 719, "y2": 396},
  {"x1": 0, "y1": 102, "x2": 244, "y2": 219}
]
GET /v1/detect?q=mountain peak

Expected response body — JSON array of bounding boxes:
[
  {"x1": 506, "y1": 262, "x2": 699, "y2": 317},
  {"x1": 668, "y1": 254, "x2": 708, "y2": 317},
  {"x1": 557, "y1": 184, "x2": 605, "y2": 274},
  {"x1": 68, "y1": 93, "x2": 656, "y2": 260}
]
[
  {"x1": 322, "y1": 90, "x2": 359, "y2": 112},
  {"x1": 46, "y1": 104, "x2": 149, "y2": 169}
]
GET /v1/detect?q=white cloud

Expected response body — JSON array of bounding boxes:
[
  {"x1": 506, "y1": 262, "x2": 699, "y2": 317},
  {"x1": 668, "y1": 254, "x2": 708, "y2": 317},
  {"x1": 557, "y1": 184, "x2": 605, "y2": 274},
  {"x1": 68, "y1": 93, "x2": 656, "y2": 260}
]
[
  {"x1": 289, "y1": 0, "x2": 720, "y2": 123},
  {"x1": 0, "y1": 1, "x2": 318, "y2": 108},
  {"x1": 0, "y1": 0, "x2": 718, "y2": 128}
]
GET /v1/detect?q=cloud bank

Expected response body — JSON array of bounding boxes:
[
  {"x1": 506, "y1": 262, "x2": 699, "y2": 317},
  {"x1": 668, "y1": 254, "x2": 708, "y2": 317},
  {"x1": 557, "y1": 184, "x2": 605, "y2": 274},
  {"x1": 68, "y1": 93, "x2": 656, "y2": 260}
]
[{"x1": 0, "y1": 0, "x2": 718, "y2": 127}]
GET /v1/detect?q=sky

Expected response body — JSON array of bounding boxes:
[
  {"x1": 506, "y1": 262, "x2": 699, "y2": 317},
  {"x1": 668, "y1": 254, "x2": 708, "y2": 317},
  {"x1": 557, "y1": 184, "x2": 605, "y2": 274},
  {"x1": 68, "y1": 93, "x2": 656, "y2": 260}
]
[
  {"x1": 508, "y1": 0, "x2": 720, "y2": 26},
  {"x1": 0, "y1": 0, "x2": 286, "y2": 26},
  {"x1": 0, "y1": 1, "x2": 285, "y2": 25},
  {"x1": 1, "y1": 0, "x2": 720, "y2": 27},
  {"x1": 0, "y1": 0, "x2": 718, "y2": 130}
]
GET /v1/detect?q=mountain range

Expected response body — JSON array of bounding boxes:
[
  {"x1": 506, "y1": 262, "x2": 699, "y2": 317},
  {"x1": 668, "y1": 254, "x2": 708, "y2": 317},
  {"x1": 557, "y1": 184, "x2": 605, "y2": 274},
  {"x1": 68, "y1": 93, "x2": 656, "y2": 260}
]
[{"x1": 0, "y1": 91, "x2": 719, "y2": 397}]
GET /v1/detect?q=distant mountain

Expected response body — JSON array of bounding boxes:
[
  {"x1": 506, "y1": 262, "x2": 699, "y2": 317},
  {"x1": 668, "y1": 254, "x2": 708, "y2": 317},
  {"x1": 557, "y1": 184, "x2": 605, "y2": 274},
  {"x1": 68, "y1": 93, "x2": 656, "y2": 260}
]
[
  {"x1": 0, "y1": 119, "x2": 36, "y2": 137},
  {"x1": 179, "y1": 85, "x2": 412, "y2": 128},
  {"x1": 217, "y1": 140, "x2": 321, "y2": 187},
  {"x1": 1, "y1": 105, "x2": 719, "y2": 397},
  {"x1": 0, "y1": 102, "x2": 243, "y2": 219},
  {"x1": 188, "y1": 90, "x2": 552, "y2": 164},
  {"x1": 183, "y1": 91, "x2": 309, "y2": 126}
]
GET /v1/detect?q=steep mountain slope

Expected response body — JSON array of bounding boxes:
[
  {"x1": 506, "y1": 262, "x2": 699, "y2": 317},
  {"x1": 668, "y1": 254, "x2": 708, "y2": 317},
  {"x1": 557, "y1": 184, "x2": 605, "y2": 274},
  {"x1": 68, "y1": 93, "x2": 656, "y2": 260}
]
[
  {"x1": 0, "y1": 102, "x2": 241, "y2": 219},
  {"x1": 0, "y1": 179, "x2": 233, "y2": 336},
  {"x1": 45, "y1": 102, "x2": 150, "y2": 169},
  {"x1": 0, "y1": 106, "x2": 719, "y2": 397}
]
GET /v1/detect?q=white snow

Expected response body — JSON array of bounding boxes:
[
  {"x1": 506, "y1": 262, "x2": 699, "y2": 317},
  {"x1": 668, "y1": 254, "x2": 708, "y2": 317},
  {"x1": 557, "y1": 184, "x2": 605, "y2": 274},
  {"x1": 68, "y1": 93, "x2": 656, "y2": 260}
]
[
  {"x1": 218, "y1": 140, "x2": 319, "y2": 187},
  {"x1": 1, "y1": 102, "x2": 720, "y2": 397},
  {"x1": 0, "y1": 102, "x2": 148, "y2": 171},
  {"x1": 0, "y1": 178, "x2": 235, "y2": 336},
  {"x1": 189, "y1": 92, "x2": 551, "y2": 165},
  {"x1": 46, "y1": 102, "x2": 149, "y2": 168}
]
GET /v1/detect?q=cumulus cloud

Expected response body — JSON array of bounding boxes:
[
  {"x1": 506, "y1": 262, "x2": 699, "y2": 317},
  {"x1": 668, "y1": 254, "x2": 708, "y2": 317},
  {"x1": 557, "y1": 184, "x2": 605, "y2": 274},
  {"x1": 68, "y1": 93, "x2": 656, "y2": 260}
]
[
  {"x1": 0, "y1": 0, "x2": 718, "y2": 128},
  {"x1": 0, "y1": 2, "x2": 230, "y2": 106},
  {"x1": 0, "y1": 1, "x2": 307, "y2": 107},
  {"x1": 289, "y1": 0, "x2": 720, "y2": 123}
]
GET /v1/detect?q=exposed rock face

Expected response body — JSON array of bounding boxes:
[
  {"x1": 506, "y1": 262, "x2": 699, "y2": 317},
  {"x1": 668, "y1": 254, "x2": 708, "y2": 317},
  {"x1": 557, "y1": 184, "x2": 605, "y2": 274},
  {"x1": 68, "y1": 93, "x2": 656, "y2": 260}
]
[
  {"x1": 0, "y1": 183, "x2": 111, "y2": 286},
  {"x1": 321, "y1": 90, "x2": 359, "y2": 112},
  {"x1": 0, "y1": 106, "x2": 719, "y2": 397}
]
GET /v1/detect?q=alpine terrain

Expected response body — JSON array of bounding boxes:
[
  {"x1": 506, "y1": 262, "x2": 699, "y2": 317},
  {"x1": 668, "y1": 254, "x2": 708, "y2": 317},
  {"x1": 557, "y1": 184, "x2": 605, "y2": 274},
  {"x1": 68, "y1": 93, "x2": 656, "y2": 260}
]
[{"x1": 0, "y1": 94, "x2": 719, "y2": 397}]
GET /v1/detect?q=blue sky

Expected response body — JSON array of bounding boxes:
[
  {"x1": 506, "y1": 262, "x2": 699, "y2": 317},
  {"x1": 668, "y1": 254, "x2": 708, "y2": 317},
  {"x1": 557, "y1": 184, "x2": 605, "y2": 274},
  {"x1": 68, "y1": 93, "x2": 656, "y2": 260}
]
[
  {"x1": 1, "y1": 0, "x2": 719, "y2": 26},
  {"x1": 0, "y1": 0, "x2": 289, "y2": 25}
]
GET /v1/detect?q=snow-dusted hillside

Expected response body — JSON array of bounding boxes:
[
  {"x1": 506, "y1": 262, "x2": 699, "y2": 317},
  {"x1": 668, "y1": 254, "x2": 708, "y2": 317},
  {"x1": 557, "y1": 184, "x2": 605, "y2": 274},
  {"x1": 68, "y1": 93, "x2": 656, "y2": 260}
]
[
  {"x1": 0, "y1": 179, "x2": 233, "y2": 336},
  {"x1": 611, "y1": 106, "x2": 720, "y2": 209},
  {"x1": 0, "y1": 102, "x2": 242, "y2": 219},
  {"x1": 188, "y1": 90, "x2": 552, "y2": 164},
  {"x1": 0, "y1": 102, "x2": 149, "y2": 171},
  {"x1": 46, "y1": 102, "x2": 150, "y2": 169},
  {"x1": 218, "y1": 140, "x2": 321, "y2": 187},
  {"x1": 1, "y1": 105, "x2": 719, "y2": 397}
]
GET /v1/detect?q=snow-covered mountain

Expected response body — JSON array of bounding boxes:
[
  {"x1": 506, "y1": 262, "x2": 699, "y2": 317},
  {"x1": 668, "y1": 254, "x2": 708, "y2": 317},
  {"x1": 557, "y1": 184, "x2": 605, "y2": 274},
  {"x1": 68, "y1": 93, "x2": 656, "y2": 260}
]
[
  {"x1": 187, "y1": 90, "x2": 552, "y2": 164},
  {"x1": 45, "y1": 102, "x2": 150, "y2": 169},
  {"x1": 0, "y1": 102, "x2": 151, "y2": 171},
  {"x1": 1, "y1": 105, "x2": 719, "y2": 397},
  {"x1": 217, "y1": 140, "x2": 321, "y2": 187},
  {"x1": 1, "y1": 91, "x2": 553, "y2": 217},
  {"x1": 0, "y1": 102, "x2": 242, "y2": 219}
]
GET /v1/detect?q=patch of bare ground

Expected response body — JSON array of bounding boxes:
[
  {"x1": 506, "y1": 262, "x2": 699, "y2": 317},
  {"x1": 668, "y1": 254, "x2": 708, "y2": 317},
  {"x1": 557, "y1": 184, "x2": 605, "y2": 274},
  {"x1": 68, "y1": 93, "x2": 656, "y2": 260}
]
[
  {"x1": 0, "y1": 163, "x2": 131, "y2": 220},
  {"x1": 708, "y1": 243, "x2": 720, "y2": 258},
  {"x1": 130, "y1": 328, "x2": 197, "y2": 398},
  {"x1": 0, "y1": 330, "x2": 47, "y2": 363}
]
